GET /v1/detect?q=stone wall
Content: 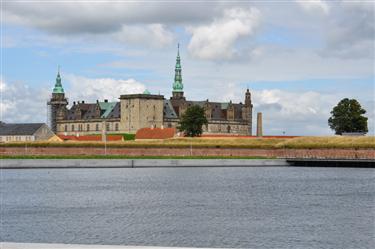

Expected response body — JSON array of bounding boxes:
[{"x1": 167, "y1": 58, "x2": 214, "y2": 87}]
[
  {"x1": 163, "y1": 120, "x2": 250, "y2": 135},
  {"x1": 1, "y1": 147, "x2": 374, "y2": 159},
  {"x1": 57, "y1": 120, "x2": 121, "y2": 135}
]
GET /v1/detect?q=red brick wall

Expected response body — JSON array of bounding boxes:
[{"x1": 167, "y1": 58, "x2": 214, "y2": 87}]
[{"x1": 0, "y1": 147, "x2": 374, "y2": 159}]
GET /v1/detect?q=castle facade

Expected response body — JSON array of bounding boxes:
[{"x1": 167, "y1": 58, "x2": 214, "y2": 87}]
[{"x1": 48, "y1": 47, "x2": 253, "y2": 135}]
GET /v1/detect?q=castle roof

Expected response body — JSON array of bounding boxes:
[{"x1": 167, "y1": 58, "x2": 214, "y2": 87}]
[
  {"x1": 105, "y1": 102, "x2": 121, "y2": 119},
  {"x1": 163, "y1": 100, "x2": 178, "y2": 119},
  {"x1": 52, "y1": 67, "x2": 64, "y2": 94},
  {"x1": 99, "y1": 101, "x2": 117, "y2": 118},
  {"x1": 66, "y1": 100, "x2": 120, "y2": 120},
  {"x1": 0, "y1": 123, "x2": 47, "y2": 136},
  {"x1": 135, "y1": 127, "x2": 176, "y2": 139}
]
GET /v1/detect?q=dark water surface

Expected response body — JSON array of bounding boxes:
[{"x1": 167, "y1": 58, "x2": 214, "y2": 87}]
[{"x1": 1, "y1": 167, "x2": 374, "y2": 249}]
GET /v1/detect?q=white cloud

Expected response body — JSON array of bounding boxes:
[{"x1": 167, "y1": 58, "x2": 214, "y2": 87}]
[
  {"x1": 3, "y1": 2, "x2": 200, "y2": 48},
  {"x1": 65, "y1": 75, "x2": 146, "y2": 103},
  {"x1": 187, "y1": 7, "x2": 261, "y2": 60},
  {"x1": 1, "y1": 79, "x2": 50, "y2": 123},
  {"x1": 320, "y1": 1, "x2": 375, "y2": 59},
  {"x1": 253, "y1": 89, "x2": 339, "y2": 135},
  {"x1": 3, "y1": 2, "x2": 217, "y2": 33},
  {"x1": 0, "y1": 75, "x2": 146, "y2": 123},
  {"x1": 295, "y1": 0, "x2": 330, "y2": 15},
  {"x1": 114, "y1": 24, "x2": 174, "y2": 48}
]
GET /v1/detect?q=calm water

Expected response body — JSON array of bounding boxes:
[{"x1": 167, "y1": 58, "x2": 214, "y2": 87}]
[{"x1": 1, "y1": 167, "x2": 374, "y2": 249}]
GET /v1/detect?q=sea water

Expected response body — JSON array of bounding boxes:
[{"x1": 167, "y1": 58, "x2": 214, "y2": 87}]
[{"x1": 1, "y1": 167, "x2": 374, "y2": 249}]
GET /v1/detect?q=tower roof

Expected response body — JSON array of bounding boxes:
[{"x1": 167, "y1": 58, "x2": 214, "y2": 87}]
[
  {"x1": 143, "y1": 89, "x2": 151, "y2": 95},
  {"x1": 52, "y1": 66, "x2": 64, "y2": 94},
  {"x1": 173, "y1": 43, "x2": 183, "y2": 92}
]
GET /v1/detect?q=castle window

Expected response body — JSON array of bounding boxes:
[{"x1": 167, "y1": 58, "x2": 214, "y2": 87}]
[
  {"x1": 71, "y1": 125, "x2": 75, "y2": 131},
  {"x1": 64, "y1": 125, "x2": 67, "y2": 132},
  {"x1": 87, "y1": 124, "x2": 90, "y2": 131},
  {"x1": 96, "y1": 124, "x2": 99, "y2": 131},
  {"x1": 115, "y1": 123, "x2": 119, "y2": 131}
]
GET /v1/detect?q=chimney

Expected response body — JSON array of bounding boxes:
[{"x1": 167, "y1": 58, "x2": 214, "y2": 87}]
[{"x1": 256, "y1": 112, "x2": 263, "y2": 137}]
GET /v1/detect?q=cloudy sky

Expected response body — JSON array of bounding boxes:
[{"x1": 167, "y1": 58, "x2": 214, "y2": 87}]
[{"x1": 1, "y1": 0, "x2": 374, "y2": 135}]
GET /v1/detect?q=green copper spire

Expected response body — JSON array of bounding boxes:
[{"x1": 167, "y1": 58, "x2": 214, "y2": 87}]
[
  {"x1": 173, "y1": 43, "x2": 183, "y2": 92},
  {"x1": 52, "y1": 66, "x2": 64, "y2": 94},
  {"x1": 143, "y1": 89, "x2": 151, "y2": 95}
]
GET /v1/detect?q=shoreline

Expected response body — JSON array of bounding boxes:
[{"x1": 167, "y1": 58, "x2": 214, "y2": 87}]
[
  {"x1": 1, "y1": 158, "x2": 374, "y2": 169},
  {"x1": 0, "y1": 159, "x2": 289, "y2": 169}
]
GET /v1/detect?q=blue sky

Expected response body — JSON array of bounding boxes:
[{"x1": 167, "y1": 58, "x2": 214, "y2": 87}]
[{"x1": 1, "y1": 1, "x2": 374, "y2": 135}]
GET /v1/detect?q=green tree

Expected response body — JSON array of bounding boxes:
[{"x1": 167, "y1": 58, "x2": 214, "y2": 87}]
[
  {"x1": 328, "y1": 98, "x2": 368, "y2": 135},
  {"x1": 178, "y1": 105, "x2": 208, "y2": 137}
]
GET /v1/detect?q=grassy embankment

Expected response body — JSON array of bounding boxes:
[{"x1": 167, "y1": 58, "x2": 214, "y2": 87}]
[{"x1": 1, "y1": 136, "x2": 374, "y2": 149}]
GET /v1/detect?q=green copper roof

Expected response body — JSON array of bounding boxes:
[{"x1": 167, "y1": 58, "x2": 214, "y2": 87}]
[
  {"x1": 143, "y1": 89, "x2": 151, "y2": 94},
  {"x1": 221, "y1": 103, "x2": 229, "y2": 109},
  {"x1": 99, "y1": 101, "x2": 117, "y2": 118},
  {"x1": 173, "y1": 43, "x2": 183, "y2": 92},
  {"x1": 52, "y1": 69, "x2": 64, "y2": 94}
]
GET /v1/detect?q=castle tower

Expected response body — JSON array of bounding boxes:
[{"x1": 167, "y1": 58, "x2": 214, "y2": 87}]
[
  {"x1": 172, "y1": 44, "x2": 184, "y2": 99},
  {"x1": 47, "y1": 67, "x2": 68, "y2": 133},
  {"x1": 245, "y1": 88, "x2": 251, "y2": 106},
  {"x1": 241, "y1": 88, "x2": 253, "y2": 135}
]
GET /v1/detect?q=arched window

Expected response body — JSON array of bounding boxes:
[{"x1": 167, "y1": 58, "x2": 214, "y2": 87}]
[
  {"x1": 87, "y1": 124, "x2": 90, "y2": 131},
  {"x1": 115, "y1": 123, "x2": 119, "y2": 131},
  {"x1": 71, "y1": 124, "x2": 75, "y2": 131},
  {"x1": 96, "y1": 124, "x2": 99, "y2": 131},
  {"x1": 64, "y1": 125, "x2": 68, "y2": 132}
]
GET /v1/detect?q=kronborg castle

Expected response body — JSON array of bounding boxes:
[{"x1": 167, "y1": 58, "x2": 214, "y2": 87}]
[{"x1": 48, "y1": 47, "x2": 253, "y2": 135}]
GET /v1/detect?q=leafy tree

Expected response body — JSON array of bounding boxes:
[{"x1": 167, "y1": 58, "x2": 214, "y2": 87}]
[
  {"x1": 178, "y1": 105, "x2": 208, "y2": 137},
  {"x1": 328, "y1": 98, "x2": 368, "y2": 135}
]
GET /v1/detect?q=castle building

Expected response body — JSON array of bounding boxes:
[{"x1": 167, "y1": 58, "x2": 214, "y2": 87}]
[{"x1": 49, "y1": 46, "x2": 253, "y2": 135}]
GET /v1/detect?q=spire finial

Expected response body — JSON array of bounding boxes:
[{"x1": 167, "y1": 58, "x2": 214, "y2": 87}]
[{"x1": 57, "y1": 65, "x2": 61, "y2": 75}]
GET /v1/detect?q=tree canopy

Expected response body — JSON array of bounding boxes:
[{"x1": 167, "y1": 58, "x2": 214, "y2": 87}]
[
  {"x1": 328, "y1": 98, "x2": 368, "y2": 135},
  {"x1": 178, "y1": 105, "x2": 208, "y2": 137}
]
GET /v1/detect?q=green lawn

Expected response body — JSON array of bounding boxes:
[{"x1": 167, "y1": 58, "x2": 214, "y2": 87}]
[{"x1": 1, "y1": 136, "x2": 374, "y2": 149}]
